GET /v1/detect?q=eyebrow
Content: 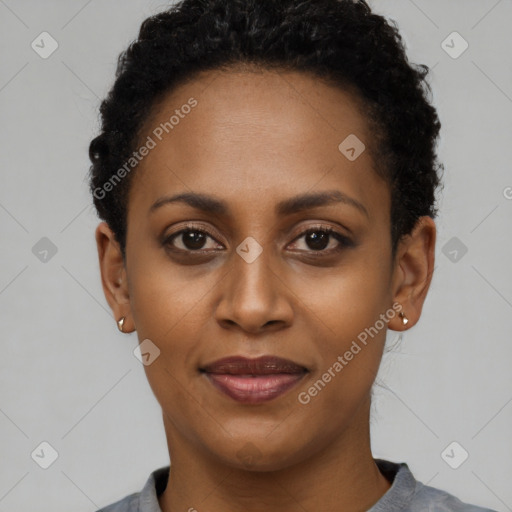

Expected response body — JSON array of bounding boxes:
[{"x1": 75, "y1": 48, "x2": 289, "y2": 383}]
[{"x1": 148, "y1": 190, "x2": 369, "y2": 219}]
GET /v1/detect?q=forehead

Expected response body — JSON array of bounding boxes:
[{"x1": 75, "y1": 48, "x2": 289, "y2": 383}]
[{"x1": 128, "y1": 67, "x2": 388, "y2": 222}]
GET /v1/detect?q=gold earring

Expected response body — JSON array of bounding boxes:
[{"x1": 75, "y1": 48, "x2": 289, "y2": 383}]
[
  {"x1": 399, "y1": 311, "x2": 409, "y2": 326},
  {"x1": 117, "y1": 317, "x2": 125, "y2": 332}
]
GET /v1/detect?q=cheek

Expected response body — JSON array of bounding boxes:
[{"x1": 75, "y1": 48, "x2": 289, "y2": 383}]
[
  {"x1": 128, "y1": 258, "x2": 213, "y2": 341},
  {"x1": 293, "y1": 252, "x2": 391, "y2": 341},
  {"x1": 127, "y1": 264, "x2": 214, "y2": 402},
  {"x1": 129, "y1": 271, "x2": 210, "y2": 423},
  {"x1": 291, "y1": 251, "x2": 391, "y2": 403}
]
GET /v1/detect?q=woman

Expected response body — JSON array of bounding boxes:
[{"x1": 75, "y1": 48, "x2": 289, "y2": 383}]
[{"x1": 88, "y1": 0, "x2": 497, "y2": 510}]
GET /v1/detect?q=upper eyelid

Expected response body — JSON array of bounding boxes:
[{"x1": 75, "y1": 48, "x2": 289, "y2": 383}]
[{"x1": 165, "y1": 224, "x2": 222, "y2": 247}]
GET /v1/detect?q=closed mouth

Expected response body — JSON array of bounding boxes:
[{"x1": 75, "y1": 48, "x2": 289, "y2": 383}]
[{"x1": 200, "y1": 355, "x2": 308, "y2": 404}]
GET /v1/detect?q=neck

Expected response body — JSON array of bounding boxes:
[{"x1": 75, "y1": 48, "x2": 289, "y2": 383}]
[{"x1": 158, "y1": 399, "x2": 391, "y2": 512}]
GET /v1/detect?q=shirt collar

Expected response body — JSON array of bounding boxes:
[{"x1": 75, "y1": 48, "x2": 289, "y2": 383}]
[
  {"x1": 368, "y1": 459, "x2": 417, "y2": 511},
  {"x1": 137, "y1": 465, "x2": 169, "y2": 512},
  {"x1": 136, "y1": 459, "x2": 415, "y2": 512}
]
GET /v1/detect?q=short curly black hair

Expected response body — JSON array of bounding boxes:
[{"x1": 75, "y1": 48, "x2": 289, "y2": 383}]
[{"x1": 88, "y1": 0, "x2": 443, "y2": 261}]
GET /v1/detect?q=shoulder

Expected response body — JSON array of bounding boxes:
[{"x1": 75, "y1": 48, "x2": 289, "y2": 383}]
[
  {"x1": 413, "y1": 480, "x2": 498, "y2": 512},
  {"x1": 95, "y1": 492, "x2": 139, "y2": 512},
  {"x1": 373, "y1": 459, "x2": 498, "y2": 512},
  {"x1": 94, "y1": 465, "x2": 170, "y2": 512}
]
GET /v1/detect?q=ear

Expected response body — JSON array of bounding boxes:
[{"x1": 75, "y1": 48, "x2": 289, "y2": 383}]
[
  {"x1": 95, "y1": 221, "x2": 135, "y2": 333},
  {"x1": 389, "y1": 216, "x2": 436, "y2": 331}
]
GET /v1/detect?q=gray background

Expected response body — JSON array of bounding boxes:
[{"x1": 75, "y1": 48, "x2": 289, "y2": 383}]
[{"x1": 1, "y1": 0, "x2": 511, "y2": 510}]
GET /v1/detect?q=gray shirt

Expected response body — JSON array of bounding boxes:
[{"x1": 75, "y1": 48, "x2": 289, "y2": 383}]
[{"x1": 96, "y1": 459, "x2": 497, "y2": 512}]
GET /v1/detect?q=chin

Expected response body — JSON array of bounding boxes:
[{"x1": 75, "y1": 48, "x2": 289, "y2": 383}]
[{"x1": 209, "y1": 438, "x2": 308, "y2": 473}]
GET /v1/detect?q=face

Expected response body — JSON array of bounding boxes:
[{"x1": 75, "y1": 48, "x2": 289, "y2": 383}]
[{"x1": 96, "y1": 67, "x2": 435, "y2": 471}]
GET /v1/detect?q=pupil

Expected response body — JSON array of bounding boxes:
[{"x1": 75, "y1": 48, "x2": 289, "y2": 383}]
[
  {"x1": 184, "y1": 231, "x2": 206, "y2": 250},
  {"x1": 307, "y1": 231, "x2": 329, "y2": 251}
]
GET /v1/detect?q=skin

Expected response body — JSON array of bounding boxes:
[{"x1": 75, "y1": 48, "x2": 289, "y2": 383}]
[{"x1": 95, "y1": 67, "x2": 436, "y2": 512}]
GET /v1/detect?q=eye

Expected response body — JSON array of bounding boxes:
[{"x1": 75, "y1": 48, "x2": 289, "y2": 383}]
[
  {"x1": 163, "y1": 225, "x2": 223, "y2": 252},
  {"x1": 288, "y1": 225, "x2": 352, "y2": 253},
  {"x1": 163, "y1": 223, "x2": 352, "y2": 255}
]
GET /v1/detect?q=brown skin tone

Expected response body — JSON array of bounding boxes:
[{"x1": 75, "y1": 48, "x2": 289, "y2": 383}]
[{"x1": 95, "y1": 67, "x2": 435, "y2": 512}]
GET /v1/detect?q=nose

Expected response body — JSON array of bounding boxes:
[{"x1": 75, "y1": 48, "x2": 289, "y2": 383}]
[{"x1": 214, "y1": 245, "x2": 294, "y2": 334}]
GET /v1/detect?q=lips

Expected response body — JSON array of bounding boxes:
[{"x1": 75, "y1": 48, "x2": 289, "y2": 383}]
[
  {"x1": 200, "y1": 356, "x2": 308, "y2": 403},
  {"x1": 201, "y1": 356, "x2": 308, "y2": 375}
]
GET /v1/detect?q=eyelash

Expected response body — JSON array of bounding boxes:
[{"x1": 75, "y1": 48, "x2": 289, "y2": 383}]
[{"x1": 163, "y1": 223, "x2": 352, "y2": 256}]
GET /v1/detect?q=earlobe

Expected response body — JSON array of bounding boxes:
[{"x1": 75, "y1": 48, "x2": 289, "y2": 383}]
[
  {"x1": 95, "y1": 222, "x2": 135, "y2": 332},
  {"x1": 389, "y1": 216, "x2": 436, "y2": 331}
]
